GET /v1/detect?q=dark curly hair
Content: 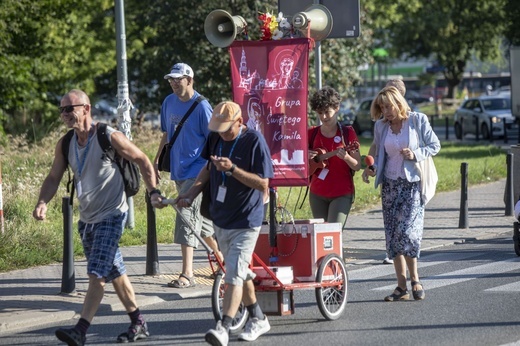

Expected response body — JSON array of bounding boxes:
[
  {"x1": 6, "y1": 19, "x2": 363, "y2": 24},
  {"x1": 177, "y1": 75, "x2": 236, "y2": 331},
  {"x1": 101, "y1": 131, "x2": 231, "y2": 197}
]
[{"x1": 310, "y1": 86, "x2": 341, "y2": 112}]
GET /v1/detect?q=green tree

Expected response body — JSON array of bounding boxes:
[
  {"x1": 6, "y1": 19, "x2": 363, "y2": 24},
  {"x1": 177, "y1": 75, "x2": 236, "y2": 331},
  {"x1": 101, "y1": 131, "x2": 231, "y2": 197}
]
[
  {"x1": 0, "y1": 0, "x2": 117, "y2": 140},
  {"x1": 505, "y1": 0, "x2": 520, "y2": 46},
  {"x1": 373, "y1": 0, "x2": 508, "y2": 98},
  {"x1": 119, "y1": 0, "x2": 376, "y2": 113},
  {"x1": 0, "y1": 0, "x2": 376, "y2": 138},
  {"x1": 122, "y1": 0, "x2": 277, "y2": 114}
]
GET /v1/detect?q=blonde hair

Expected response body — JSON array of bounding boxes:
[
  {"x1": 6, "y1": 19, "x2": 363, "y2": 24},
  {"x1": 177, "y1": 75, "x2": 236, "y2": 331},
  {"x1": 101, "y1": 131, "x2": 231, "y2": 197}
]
[{"x1": 370, "y1": 86, "x2": 410, "y2": 122}]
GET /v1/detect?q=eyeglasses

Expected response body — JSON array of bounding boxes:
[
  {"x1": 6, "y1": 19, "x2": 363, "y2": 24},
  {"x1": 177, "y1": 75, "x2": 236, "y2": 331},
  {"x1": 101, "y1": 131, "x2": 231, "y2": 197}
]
[
  {"x1": 168, "y1": 77, "x2": 186, "y2": 84},
  {"x1": 59, "y1": 104, "x2": 86, "y2": 113}
]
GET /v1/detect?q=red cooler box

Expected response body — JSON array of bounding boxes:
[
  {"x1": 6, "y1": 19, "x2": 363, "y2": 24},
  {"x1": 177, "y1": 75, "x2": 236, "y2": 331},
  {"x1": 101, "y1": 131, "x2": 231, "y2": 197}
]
[{"x1": 253, "y1": 221, "x2": 342, "y2": 282}]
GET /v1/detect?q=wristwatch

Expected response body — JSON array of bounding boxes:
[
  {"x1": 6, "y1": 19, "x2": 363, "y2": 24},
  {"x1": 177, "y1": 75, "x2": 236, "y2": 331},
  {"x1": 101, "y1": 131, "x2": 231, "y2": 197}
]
[{"x1": 225, "y1": 164, "x2": 236, "y2": 177}]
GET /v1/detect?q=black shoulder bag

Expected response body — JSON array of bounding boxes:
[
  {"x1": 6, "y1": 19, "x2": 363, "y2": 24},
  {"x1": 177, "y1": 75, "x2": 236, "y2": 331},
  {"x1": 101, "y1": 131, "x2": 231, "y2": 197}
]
[
  {"x1": 158, "y1": 96, "x2": 205, "y2": 172},
  {"x1": 200, "y1": 132, "x2": 220, "y2": 219}
]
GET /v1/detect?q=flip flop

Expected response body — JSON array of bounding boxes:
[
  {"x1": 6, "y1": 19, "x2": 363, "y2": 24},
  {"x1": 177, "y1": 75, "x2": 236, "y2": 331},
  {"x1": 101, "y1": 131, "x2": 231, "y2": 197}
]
[{"x1": 167, "y1": 273, "x2": 196, "y2": 288}]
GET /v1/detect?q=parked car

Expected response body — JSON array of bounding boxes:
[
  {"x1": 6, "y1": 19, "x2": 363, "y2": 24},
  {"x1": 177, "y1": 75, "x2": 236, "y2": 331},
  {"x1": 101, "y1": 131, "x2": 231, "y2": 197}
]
[
  {"x1": 339, "y1": 97, "x2": 374, "y2": 135},
  {"x1": 340, "y1": 97, "x2": 421, "y2": 135},
  {"x1": 405, "y1": 90, "x2": 434, "y2": 104},
  {"x1": 92, "y1": 99, "x2": 118, "y2": 118},
  {"x1": 453, "y1": 95, "x2": 516, "y2": 139}
]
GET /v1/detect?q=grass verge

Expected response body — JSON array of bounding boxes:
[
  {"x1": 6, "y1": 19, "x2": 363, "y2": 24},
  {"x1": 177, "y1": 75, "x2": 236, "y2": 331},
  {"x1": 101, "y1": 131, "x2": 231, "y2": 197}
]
[{"x1": 0, "y1": 125, "x2": 507, "y2": 272}]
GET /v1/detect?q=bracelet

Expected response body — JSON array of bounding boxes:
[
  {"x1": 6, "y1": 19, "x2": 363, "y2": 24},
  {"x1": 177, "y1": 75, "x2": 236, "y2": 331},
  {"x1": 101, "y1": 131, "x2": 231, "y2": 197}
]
[{"x1": 148, "y1": 189, "x2": 162, "y2": 197}]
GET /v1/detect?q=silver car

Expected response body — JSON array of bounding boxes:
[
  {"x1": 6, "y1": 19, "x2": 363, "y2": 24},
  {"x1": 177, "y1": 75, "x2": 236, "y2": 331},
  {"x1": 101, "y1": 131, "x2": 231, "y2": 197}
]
[
  {"x1": 453, "y1": 95, "x2": 516, "y2": 139},
  {"x1": 338, "y1": 97, "x2": 374, "y2": 135},
  {"x1": 340, "y1": 97, "x2": 420, "y2": 135}
]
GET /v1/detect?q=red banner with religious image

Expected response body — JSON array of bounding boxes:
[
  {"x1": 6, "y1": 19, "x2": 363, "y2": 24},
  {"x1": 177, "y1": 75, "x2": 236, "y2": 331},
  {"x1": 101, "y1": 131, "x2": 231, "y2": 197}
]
[{"x1": 229, "y1": 38, "x2": 310, "y2": 186}]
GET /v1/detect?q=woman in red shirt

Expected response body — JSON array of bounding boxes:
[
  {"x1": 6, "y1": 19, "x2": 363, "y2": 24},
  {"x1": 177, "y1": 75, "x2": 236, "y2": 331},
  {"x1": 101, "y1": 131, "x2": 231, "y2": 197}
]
[{"x1": 308, "y1": 86, "x2": 361, "y2": 230}]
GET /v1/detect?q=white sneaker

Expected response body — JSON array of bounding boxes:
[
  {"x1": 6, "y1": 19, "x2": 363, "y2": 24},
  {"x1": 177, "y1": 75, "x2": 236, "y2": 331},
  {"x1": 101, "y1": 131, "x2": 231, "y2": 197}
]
[
  {"x1": 238, "y1": 316, "x2": 271, "y2": 341},
  {"x1": 383, "y1": 257, "x2": 394, "y2": 264},
  {"x1": 205, "y1": 321, "x2": 229, "y2": 346}
]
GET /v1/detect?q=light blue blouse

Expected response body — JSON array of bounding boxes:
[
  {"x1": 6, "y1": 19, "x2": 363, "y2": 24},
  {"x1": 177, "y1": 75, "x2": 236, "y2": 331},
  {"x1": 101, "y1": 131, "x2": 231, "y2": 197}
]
[{"x1": 373, "y1": 111, "x2": 441, "y2": 188}]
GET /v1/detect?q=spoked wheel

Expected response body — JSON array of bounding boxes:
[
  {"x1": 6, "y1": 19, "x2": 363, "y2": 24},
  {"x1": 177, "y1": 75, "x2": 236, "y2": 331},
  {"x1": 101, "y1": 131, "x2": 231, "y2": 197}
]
[
  {"x1": 211, "y1": 271, "x2": 249, "y2": 333},
  {"x1": 315, "y1": 254, "x2": 348, "y2": 320}
]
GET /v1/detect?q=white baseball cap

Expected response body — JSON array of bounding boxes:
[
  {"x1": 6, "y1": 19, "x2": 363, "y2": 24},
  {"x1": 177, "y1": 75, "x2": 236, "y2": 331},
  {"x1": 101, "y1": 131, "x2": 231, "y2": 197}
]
[{"x1": 164, "y1": 63, "x2": 194, "y2": 79}]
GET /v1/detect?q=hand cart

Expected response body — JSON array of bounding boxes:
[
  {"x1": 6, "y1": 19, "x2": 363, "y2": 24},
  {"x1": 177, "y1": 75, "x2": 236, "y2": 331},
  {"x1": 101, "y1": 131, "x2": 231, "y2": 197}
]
[{"x1": 165, "y1": 199, "x2": 348, "y2": 334}]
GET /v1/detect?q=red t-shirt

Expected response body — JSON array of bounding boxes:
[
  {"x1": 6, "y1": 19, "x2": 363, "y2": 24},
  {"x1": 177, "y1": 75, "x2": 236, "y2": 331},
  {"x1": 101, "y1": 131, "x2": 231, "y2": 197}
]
[{"x1": 308, "y1": 125, "x2": 358, "y2": 198}]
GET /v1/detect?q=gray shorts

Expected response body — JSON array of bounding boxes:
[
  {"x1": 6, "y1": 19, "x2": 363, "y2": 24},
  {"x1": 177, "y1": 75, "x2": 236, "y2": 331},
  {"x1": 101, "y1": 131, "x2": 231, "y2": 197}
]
[
  {"x1": 78, "y1": 212, "x2": 127, "y2": 283},
  {"x1": 174, "y1": 178, "x2": 214, "y2": 247},
  {"x1": 214, "y1": 225, "x2": 260, "y2": 286}
]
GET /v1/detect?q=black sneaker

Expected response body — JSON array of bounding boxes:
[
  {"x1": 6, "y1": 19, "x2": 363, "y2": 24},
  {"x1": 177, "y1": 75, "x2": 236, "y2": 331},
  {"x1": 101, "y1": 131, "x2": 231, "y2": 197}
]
[
  {"x1": 117, "y1": 321, "x2": 150, "y2": 343},
  {"x1": 55, "y1": 327, "x2": 86, "y2": 346}
]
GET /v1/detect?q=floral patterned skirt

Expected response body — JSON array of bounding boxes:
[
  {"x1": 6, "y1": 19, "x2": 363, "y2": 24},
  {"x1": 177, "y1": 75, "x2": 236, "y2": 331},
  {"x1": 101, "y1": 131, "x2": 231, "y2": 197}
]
[{"x1": 382, "y1": 177, "x2": 424, "y2": 259}]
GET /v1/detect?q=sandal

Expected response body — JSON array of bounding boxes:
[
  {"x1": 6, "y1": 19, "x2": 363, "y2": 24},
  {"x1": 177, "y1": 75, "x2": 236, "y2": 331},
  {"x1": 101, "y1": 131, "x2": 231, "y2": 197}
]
[
  {"x1": 167, "y1": 273, "x2": 196, "y2": 288},
  {"x1": 411, "y1": 281, "x2": 425, "y2": 300},
  {"x1": 384, "y1": 286, "x2": 410, "y2": 302}
]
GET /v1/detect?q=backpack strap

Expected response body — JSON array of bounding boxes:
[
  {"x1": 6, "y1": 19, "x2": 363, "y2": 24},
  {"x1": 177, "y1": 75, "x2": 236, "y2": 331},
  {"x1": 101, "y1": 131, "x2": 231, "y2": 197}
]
[
  {"x1": 96, "y1": 122, "x2": 125, "y2": 177},
  {"x1": 96, "y1": 122, "x2": 112, "y2": 153},
  {"x1": 167, "y1": 95, "x2": 205, "y2": 148},
  {"x1": 61, "y1": 129, "x2": 75, "y2": 166}
]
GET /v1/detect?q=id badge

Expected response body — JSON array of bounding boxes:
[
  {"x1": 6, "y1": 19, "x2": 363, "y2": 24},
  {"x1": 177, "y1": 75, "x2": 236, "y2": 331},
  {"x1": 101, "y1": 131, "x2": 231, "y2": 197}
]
[
  {"x1": 76, "y1": 180, "x2": 83, "y2": 197},
  {"x1": 217, "y1": 185, "x2": 227, "y2": 202},
  {"x1": 318, "y1": 168, "x2": 329, "y2": 180}
]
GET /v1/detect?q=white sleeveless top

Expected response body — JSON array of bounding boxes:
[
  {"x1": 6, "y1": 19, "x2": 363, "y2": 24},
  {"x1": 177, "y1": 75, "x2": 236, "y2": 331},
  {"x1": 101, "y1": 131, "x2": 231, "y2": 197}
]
[{"x1": 383, "y1": 119, "x2": 409, "y2": 180}]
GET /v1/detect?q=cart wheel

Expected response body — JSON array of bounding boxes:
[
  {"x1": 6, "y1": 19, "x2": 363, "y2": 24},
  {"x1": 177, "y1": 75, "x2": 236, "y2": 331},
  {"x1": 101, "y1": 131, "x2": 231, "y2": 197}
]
[
  {"x1": 514, "y1": 222, "x2": 520, "y2": 256},
  {"x1": 315, "y1": 253, "x2": 348, "y2": 320},
  {"x1": 211, "y1": 271, "x2": 249, "y2": 333}
]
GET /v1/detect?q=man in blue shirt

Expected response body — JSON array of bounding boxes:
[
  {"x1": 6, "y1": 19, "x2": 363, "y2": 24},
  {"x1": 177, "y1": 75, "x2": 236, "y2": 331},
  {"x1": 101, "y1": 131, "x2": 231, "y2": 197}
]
[
  {"x1": 154, "y1": 63, "x2": 221, "y2": 288},
  {"x1": 175, "y1": 101, "x2": 274, "y2": 345}
]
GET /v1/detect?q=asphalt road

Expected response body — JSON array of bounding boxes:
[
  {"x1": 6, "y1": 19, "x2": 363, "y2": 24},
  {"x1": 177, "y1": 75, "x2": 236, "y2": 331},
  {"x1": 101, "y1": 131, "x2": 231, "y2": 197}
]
[{"x1": 2, "y1": 236, "x2": 519, "y2": 346}]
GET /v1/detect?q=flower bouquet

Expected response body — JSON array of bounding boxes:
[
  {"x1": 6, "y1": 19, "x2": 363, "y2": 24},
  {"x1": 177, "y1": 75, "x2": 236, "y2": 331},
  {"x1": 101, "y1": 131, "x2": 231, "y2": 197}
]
[{"x1": 258, "y1": 11, "x2": 300, "y2": 41}]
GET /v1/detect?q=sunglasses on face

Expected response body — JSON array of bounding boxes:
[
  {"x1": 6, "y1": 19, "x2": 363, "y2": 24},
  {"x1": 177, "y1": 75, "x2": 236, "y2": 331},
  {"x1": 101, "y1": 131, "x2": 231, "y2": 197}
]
[
  {"x1": 168, "y1": 77, "x2": 186, "y2": 84},
  {"x1": 59, "y1": 104, "x2": 86, "y2": 113}
]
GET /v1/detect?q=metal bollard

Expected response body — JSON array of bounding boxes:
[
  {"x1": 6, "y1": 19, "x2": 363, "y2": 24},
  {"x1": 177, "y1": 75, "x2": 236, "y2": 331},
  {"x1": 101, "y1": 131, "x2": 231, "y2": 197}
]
[
  {"x1": 504, "y1": 121, "x2": 509, "y2": 144},
  {"x1": 475, "y1": 115, "x2": 480, "y2": 141},
  {"x1": 505, "y1": 153, "x2": 514, "y2": 216},
  {"x1": 445, "y1": 117, "x2": 449, "y2": 141},
  {"x1": 268, "y1": 188, "x2": 278, "y2": 264},
  {"x1": 459, "y1": 162, "x2": 469, "y2": 228},
  {"x1": 489, "y1": 117, "x2": 494, "y2": 143},
  {"x1": 61, "y1": 197, "x2": 76, "y2": 294},
  {"x1": 145, "y1": 193, "x2": 160, "y2": 276}
]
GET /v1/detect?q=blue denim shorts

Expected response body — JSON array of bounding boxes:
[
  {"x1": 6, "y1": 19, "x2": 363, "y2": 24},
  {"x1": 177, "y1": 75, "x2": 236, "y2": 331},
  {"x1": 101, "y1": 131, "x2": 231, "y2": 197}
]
[
  {"x1": 78, "y1": 212, "x2": 127, "y2": 282},
  {"x1": 214, "y1": 225, "x2": 260, "y2": 286}
]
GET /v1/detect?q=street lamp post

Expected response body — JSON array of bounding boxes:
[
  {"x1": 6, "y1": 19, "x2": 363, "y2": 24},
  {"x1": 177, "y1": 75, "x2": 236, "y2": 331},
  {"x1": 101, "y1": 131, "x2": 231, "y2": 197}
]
[{"x1": 115, "y1": 0, "x2": 135, "y2": 228}]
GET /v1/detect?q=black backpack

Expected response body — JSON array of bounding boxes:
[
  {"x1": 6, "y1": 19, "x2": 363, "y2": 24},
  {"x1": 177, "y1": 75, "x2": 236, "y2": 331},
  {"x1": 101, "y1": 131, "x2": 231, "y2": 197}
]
[{"x1": 61, "y1": 123, "x2": 141, "y2": 201}]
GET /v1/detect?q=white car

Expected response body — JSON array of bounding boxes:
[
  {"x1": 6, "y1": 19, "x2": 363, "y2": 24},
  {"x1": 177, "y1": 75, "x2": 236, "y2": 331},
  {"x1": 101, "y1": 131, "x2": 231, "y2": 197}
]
[{"x1": 453, "y1": 95, "x2": 516, "y2": 139}]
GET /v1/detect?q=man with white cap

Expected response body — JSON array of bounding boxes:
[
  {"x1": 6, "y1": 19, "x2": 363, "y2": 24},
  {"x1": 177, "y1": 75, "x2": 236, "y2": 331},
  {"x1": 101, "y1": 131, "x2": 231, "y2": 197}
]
[
  {"x1": 175, "y1": 101, "x2": 274, "y2": 346},
  {"x1": 154, "y1": 62, "x2": 222, "y2": 288}
]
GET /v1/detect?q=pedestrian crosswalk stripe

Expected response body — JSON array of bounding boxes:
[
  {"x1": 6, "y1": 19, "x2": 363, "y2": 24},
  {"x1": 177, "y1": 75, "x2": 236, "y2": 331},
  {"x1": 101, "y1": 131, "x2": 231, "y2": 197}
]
[
  {"x1": 371, "y1": 257, "x2": 520, "y2": 291},
  {"x1": 349, "y1": 252, "x2": 479, "y2": 282}
]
